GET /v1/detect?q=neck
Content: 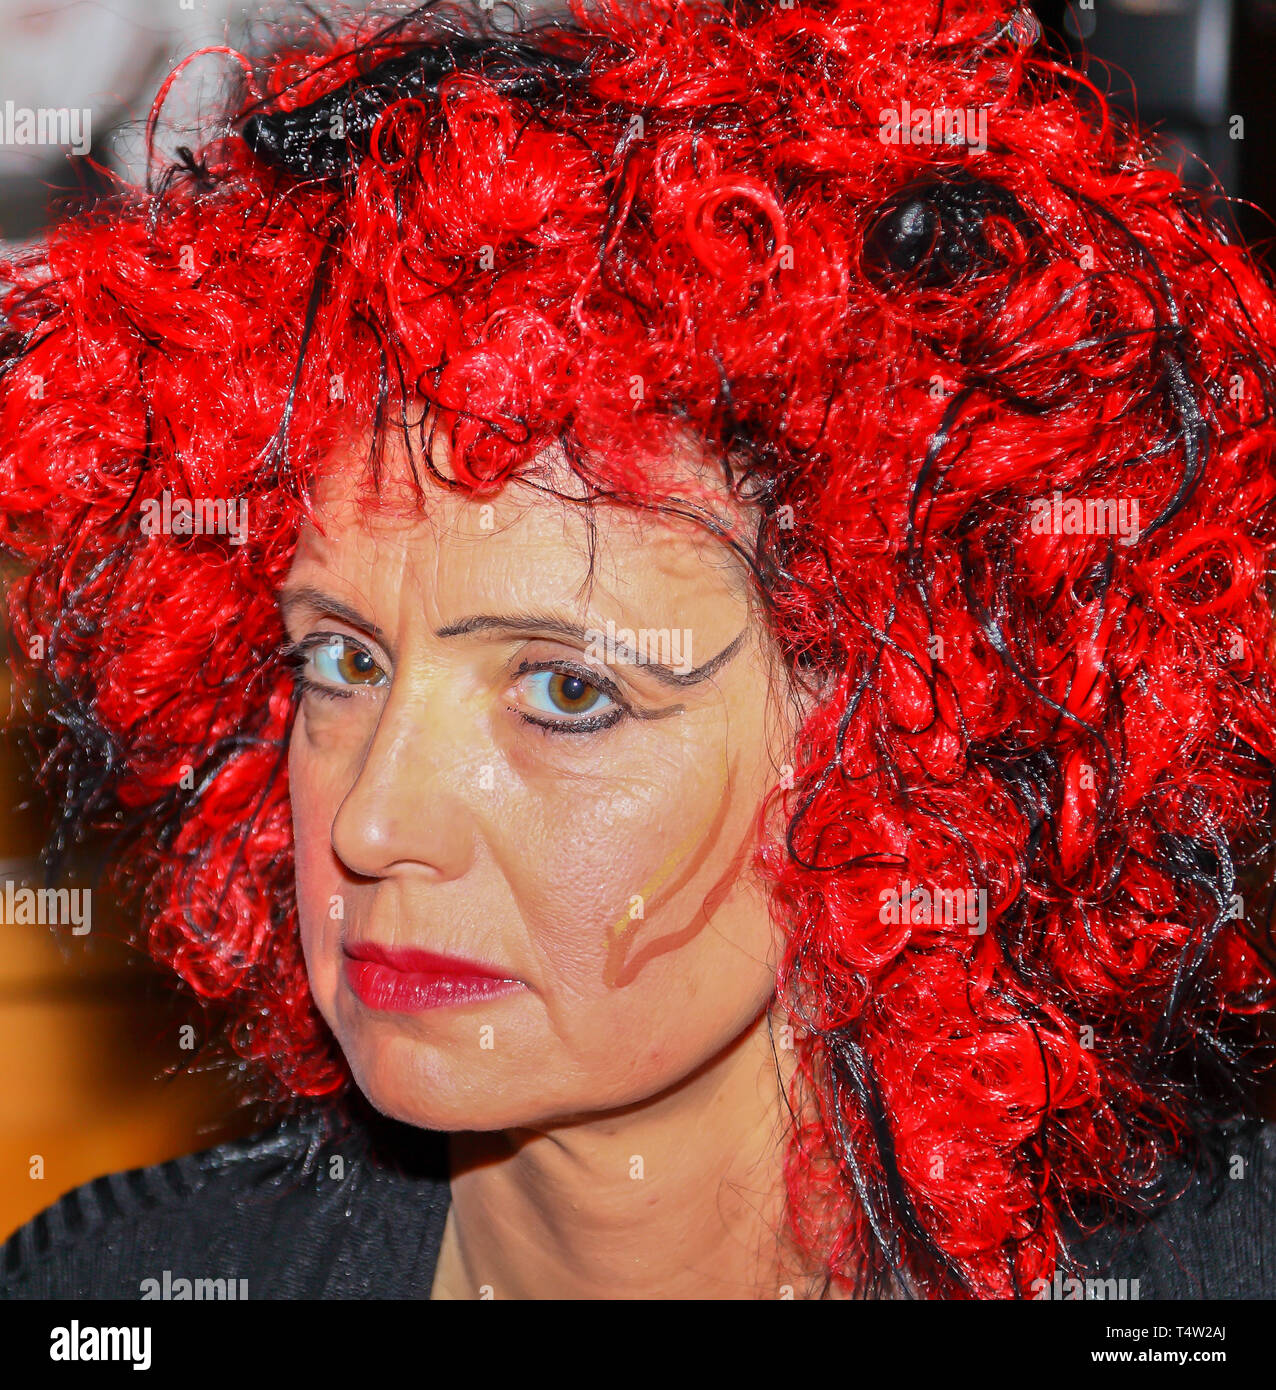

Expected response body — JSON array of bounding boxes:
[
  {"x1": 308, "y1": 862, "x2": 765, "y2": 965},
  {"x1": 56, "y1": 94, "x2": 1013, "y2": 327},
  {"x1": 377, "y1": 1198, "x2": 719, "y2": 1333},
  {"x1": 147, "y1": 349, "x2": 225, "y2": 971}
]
[{"x1": 431, "y1": 1002, "x2": 817, "y2": 1299}]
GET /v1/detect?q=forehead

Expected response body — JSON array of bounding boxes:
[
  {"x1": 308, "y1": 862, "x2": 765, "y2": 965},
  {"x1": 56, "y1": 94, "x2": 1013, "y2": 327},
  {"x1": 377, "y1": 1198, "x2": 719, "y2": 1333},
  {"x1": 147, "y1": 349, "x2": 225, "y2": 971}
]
[{"x1": 292, "y1": 428, "x2": 756, "y2": 612}]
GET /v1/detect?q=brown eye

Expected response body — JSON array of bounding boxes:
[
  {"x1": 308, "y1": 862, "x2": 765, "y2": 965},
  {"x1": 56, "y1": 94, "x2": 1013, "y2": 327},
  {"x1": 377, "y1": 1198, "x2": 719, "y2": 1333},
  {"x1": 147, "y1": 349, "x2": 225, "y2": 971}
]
[
  {"x1": 308, "y1": 636, "x2": 386, "y2": 689},
  {"x1": 516, "y1": 668, "x2": 618, "y2": 725},
  {"x1": 542, "y1": 671, "x2": 606, "y2": 715}
]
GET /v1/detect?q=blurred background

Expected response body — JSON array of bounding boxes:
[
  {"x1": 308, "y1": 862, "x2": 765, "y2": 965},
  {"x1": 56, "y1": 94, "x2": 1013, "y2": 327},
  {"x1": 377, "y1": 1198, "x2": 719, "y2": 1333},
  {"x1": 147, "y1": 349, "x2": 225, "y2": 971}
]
[{"x1": 3, "y1": 0, "x2": 1276, "y2": 1242}]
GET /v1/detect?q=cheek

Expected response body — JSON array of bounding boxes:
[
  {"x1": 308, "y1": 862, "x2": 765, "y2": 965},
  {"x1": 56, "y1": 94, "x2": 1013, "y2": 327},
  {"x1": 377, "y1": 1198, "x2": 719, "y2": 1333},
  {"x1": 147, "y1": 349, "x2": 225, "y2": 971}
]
[
  {"x1": 496, "y1": 727, "x2": 775, "y2": 1071},
  {"x1": 288, "y1": 720, "x2": 353, "y2": 1020}
]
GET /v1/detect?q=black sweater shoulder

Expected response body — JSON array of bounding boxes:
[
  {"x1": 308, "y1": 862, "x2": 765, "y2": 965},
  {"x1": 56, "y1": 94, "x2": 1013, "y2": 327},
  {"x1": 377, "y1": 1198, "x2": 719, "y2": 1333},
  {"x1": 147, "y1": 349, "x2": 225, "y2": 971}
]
[
  {"x1": 0, "y1": 1106, "x2": 451, "y2": 1301},
  {"x1": 1066, "y1": 1116, "x2": 1276, "y2": 1299},
  {"x1": 3, "y1": 1109, "x2": 1273, "y2": 1299}
]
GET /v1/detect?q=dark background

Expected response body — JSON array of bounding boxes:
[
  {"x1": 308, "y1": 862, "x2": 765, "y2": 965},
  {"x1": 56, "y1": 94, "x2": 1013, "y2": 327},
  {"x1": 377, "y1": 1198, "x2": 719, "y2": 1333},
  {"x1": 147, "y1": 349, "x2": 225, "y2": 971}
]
[{"x1": 1034, "y1": 0, "x2": 1276, "y2": 256}]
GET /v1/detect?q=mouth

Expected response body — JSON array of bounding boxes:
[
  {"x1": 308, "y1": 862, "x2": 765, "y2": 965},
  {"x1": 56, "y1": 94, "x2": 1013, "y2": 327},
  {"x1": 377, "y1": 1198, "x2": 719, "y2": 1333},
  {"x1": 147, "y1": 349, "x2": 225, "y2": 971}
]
[{"x1": 342, "y1": 941, "x2": 525, "y2": 1013}]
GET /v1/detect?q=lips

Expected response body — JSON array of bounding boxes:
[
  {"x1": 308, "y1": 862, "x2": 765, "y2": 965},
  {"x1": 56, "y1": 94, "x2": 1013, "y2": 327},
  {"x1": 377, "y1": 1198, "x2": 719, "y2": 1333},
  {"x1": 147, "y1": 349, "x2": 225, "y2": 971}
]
[{"x1": 342, "y1": 940, "x2": 525, "y2": 1013}]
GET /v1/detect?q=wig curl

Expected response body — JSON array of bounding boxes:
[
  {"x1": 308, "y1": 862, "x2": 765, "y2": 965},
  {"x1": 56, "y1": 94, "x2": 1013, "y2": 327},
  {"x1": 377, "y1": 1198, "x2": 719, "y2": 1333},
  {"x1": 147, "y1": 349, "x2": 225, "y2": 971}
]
[{"x1": 3, "y1": 0, "x2": 1276, "y2": 1299}]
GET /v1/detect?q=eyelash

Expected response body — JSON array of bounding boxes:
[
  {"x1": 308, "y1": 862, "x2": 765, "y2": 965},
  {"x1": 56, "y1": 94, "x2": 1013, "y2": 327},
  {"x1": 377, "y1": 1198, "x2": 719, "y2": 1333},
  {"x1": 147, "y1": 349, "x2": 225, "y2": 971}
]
[{"x1": 281, "y1": 637, "x2": 632, "y2": 736}]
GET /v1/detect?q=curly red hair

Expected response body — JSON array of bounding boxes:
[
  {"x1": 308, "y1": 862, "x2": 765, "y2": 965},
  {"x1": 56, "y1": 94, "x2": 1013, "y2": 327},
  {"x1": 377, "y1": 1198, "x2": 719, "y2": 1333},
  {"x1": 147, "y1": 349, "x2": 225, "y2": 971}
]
[{"x1": 3, "y1": 0, "x2": 1276, "y2": 1298}]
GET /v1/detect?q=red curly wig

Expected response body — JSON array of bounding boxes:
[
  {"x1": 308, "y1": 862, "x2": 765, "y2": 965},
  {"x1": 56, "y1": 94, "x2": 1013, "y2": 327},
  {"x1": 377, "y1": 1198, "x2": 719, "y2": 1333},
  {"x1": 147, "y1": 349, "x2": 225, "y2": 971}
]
[{"x1": 3, "y1": 0, "x2": 1276, "y2": 1299}]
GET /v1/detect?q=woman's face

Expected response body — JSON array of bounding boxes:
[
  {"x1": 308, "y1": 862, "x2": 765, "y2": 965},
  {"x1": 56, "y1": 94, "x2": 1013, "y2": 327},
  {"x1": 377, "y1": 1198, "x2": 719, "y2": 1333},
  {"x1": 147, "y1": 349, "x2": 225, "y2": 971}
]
[{"x1": 283, "y1": 437, "x2": 799, "y2": 1131}]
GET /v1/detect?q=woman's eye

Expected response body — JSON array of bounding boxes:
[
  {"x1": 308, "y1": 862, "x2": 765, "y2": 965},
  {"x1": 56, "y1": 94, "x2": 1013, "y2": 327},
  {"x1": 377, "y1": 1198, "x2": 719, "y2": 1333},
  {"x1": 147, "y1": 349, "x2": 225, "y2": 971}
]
[
  {"x1": 516, "y1": 668, "x2": 619, "y2": 727},
  {"x1": 301, "y1": 635, "x2": 386, "y2": 692}
]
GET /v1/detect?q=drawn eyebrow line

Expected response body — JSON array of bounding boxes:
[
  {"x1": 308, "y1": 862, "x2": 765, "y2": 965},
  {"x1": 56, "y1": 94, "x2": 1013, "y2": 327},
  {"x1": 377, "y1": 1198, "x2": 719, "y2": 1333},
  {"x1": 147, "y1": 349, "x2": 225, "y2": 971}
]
[
  {"x1": 279, "y1": 588, "x2": 749, "y2": 689},
  {"x1": 437, "y1": 614, "x2": 749, "y2": 688}
]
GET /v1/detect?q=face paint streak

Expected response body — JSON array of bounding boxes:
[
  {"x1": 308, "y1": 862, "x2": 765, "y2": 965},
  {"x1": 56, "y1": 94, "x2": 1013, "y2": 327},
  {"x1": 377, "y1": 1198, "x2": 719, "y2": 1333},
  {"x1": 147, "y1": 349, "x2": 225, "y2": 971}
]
[
  {"x1": 608, "y1": 819, "x2": 763, "y2": 989},
  {"x1": 602, "y1": 754, "x2": 740, "y2": 989}
]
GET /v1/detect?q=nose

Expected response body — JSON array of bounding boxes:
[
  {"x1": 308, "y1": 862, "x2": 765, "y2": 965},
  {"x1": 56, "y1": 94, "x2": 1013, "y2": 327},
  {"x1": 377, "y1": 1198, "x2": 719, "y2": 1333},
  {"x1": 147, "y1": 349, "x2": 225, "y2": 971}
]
[{"x1": 330, "y1": 679, "x2": 480, "y2": 882}]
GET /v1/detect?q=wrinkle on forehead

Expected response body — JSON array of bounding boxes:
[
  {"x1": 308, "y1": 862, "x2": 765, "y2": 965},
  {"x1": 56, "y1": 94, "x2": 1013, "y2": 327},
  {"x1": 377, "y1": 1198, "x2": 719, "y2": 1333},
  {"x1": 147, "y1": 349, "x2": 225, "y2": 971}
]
[{"x1": 303, "y1": 416, "x2": 763, "y2": 608}]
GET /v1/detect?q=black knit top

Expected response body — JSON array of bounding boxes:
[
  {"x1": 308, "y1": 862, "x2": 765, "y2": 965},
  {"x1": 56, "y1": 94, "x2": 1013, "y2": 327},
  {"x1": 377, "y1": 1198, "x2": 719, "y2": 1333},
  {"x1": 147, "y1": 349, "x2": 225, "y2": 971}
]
[{"x1": 3, "y1": 1105, "x2": 1274, "y2": 1299}]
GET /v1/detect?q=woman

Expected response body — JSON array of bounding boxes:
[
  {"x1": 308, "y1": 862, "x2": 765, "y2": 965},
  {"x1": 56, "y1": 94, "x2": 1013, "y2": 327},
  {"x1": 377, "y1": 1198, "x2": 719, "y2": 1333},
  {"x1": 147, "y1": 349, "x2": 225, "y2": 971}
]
[{"x1": 2, "y1": 0, "x2": 1275, "y2": 1299}]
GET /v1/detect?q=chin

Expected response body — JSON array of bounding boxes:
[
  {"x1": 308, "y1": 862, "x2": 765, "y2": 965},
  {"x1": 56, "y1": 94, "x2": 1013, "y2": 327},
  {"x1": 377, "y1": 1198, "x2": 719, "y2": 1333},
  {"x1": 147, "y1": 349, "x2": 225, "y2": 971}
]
[
  {"x1": 340, "y1": 1023, "x2": 695, "y2": 1134},
  {"x1": 337, "y1": 1027, "x2": 543, "y2": 1132}
]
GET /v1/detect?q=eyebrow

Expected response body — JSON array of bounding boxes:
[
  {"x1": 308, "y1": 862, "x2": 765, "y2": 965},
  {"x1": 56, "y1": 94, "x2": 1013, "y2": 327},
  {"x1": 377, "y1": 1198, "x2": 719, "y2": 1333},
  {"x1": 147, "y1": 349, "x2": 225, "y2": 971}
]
[
  {"x1": 279, "y1": 587, "x2": 748, "y2": 689},
  {"x1": 279, "y1": 586, "x2": 389, "y2": 648}
]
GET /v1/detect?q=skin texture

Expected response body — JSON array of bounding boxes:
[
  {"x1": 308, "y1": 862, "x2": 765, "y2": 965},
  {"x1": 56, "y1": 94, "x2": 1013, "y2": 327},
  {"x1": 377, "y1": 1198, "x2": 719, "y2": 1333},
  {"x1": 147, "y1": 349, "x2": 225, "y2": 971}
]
[{"x1": 283, "y1": 431, "x2": 817, "y2": 1297}]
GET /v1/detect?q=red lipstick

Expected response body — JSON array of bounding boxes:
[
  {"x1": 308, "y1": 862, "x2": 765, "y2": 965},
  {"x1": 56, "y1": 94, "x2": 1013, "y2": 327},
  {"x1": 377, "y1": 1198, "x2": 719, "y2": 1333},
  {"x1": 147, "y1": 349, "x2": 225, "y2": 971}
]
[{"x1": 343, "y1": 942, "x2": 524, "y2": 1012}]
